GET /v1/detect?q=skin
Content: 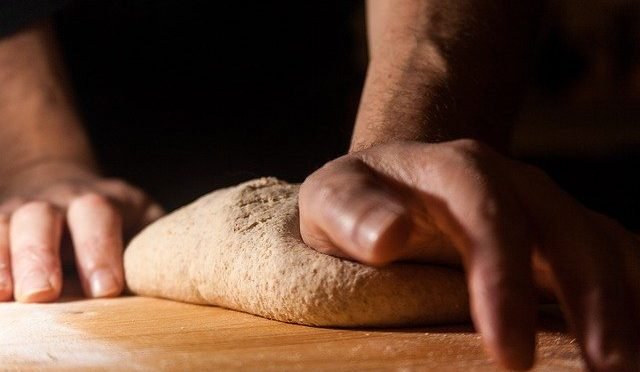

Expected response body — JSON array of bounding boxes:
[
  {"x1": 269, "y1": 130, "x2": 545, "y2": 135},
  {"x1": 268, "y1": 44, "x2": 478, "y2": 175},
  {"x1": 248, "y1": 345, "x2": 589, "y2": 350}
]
[
  {"x1": 299, "y1": 1, "x2": 640, "y2": 371},
  {"x1": 0, "y1": 21, "x2": 163, "y2": 302}
]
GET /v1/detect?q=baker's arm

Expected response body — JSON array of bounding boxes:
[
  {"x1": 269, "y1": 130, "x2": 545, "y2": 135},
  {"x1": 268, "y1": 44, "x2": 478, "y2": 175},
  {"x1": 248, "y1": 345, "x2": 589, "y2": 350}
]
[
  {"x1": 0, "y1": 21, "x2": 162, "y2": 303},
  {"x1": 351, "y1": 0, "x2": 541, "y2": 151}
]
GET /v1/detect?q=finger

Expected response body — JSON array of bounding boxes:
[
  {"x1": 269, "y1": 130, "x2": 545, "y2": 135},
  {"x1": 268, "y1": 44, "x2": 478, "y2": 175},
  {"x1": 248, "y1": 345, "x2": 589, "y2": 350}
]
[
  {"x1": 10, "y1": 202, "x2": 63, "y2": 303},
  {"x1": 511, "y1": 164, "x2": 640, "y2": 371},
  {"x1": 370, "y1": 142, "x2": 537, "y2": 369},
  {"x1": 299, "y1": 157, "x2": 412, "y2": 266},
  {"x1": 67, "y1": 193, "x2": 124, "y2": 298},
  {"x1": 0, "y1": 214, "x2": 12, "y2": 301}
]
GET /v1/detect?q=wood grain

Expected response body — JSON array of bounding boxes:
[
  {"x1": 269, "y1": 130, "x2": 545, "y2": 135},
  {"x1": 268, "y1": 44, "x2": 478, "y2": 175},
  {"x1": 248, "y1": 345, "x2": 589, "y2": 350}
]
[{"x1": 0, "y1": 287, "x2": 582, "y2": 371}]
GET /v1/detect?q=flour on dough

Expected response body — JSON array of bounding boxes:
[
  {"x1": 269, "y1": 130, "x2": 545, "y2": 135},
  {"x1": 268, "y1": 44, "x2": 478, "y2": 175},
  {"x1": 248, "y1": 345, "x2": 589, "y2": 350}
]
[{"x1": 124, "y1": 178, "x2": 469, "y2": 327}]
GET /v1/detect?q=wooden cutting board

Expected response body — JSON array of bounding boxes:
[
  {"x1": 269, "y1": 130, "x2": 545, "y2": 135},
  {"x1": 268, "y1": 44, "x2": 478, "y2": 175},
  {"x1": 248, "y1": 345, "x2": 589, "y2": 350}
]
[{"x1": 0, "y1": 281, "x2": 582, "y2": 371}]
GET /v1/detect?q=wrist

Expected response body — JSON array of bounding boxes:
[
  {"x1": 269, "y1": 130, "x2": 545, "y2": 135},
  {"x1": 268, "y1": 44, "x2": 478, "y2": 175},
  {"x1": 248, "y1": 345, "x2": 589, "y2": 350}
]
[
  {"x1": 351, "y1": 47, "x2": 514, "y2": 152},
  {"x1": 350, "y1": 52, "x2": 452, "y2": 152}
]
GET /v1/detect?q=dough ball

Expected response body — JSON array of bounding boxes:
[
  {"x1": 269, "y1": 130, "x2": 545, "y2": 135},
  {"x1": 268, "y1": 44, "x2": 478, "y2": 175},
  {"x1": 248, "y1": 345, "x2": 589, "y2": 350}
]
[{"x1": 124, "y1": 178, "x2": 469, "y2": 327}]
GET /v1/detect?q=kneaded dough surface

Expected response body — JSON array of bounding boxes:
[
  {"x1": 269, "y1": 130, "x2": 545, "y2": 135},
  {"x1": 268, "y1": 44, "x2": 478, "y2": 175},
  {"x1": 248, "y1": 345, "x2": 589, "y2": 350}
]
[{"x1": 124, "y1": 178, "x2": 469, "y2": 327}]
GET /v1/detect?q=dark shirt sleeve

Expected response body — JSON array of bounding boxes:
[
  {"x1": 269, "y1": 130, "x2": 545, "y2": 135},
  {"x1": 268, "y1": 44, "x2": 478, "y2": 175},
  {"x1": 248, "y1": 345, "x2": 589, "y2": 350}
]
[{"x1": 0, "y1": 0, "x2": 69, "y2": 38}]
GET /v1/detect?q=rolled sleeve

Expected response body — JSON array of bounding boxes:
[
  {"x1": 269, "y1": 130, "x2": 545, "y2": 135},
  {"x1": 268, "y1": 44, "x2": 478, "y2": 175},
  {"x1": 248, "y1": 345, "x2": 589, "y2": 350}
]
[{"x1": 0, "y1": 0, "x2": 69, "y2": 38}]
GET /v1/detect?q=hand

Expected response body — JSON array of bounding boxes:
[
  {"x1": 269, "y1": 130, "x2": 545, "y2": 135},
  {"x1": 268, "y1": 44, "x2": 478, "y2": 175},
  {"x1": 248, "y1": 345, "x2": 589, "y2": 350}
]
[
  {"x1": 0, "y1": 163, "x2": 163, "y2": 303},
  {"x1": 299, "y1": 140, "x2": 639, "y2": 371}
]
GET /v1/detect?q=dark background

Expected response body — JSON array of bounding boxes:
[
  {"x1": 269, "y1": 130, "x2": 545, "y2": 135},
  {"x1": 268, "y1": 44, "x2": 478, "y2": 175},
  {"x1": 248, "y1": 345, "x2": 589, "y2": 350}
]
[
  {"x1": 55, "y1": 1, "x2": 363, "y2": 210},
  {"x1": 53, "y1": 1, "x2": 639, "y2": 230}
]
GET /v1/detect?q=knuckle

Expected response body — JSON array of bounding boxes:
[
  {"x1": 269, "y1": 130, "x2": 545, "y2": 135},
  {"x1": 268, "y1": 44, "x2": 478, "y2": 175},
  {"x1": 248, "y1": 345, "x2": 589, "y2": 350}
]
[
  {"x1": 476, "y1": 194, "x2": 522, "y2": 229},
  {"x1": 0, "y1": 197, "x2": 26, "y2": 213},
  {"x1": 302, "y1": 171, "x2": 338, "y2": 206},
  {"x1": 15, "y1": 200, "x2": 59, "y2": 216},
  {"x1": 101, "y1": 178, "x2": 140, "y2": 197},
  {"x1": 315, "y1": 180, "x2": 342, "y2": 204},
  {"x1": 72, "y1": 192, "x2": 113, "y2": 210},
  {"x1": 433, "y1": 139, "x2": 495, "y2": 177},
  {"x1": 314, "y1": 177, "x2": 366, "y2": 208},
  {"x1": 475, "y1": 195, "x2": 502, "y2": 222},
  {"x1": 316, "y1": 166, "x2": 372, "y2": 203},
  {"x1": 449, "y1": 138, "x2": 492, "y2": 159},
  {"x1": 49, "y1": 180, "x2": 85, "y2": 196}
]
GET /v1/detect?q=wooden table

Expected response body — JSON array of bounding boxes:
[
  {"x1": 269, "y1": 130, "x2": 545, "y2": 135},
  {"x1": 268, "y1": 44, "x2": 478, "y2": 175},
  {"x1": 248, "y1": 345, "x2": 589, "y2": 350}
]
[{"x1": 0, "y1": 281, "x2": 583, "y2": 371}]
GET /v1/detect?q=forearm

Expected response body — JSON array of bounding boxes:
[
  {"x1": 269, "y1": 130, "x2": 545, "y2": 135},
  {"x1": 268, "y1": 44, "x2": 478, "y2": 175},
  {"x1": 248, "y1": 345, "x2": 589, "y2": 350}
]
[
  {"x1": 0, "y1": 20, "x2": 96, "y2": 190},
  {"x1": 352, "y1": 0, "x2": 542, "y2": 152}
]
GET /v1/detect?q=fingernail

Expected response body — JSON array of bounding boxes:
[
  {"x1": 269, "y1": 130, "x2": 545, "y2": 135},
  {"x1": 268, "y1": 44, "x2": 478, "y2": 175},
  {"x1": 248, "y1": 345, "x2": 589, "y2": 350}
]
[
  {"x1": 355, "y1": 202, "x2": 405, "y2": 251},
  {"x1": 19, "y1": 270, "x2": 54, "y2": 302},
  {"x1": 90, "y1": 269, "x2": 119, "y2": 298}
]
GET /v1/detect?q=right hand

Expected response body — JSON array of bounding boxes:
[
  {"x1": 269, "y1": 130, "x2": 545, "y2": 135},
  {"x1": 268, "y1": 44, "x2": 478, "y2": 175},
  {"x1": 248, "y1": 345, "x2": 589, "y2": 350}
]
[
  {"x1": 0, "y1": 163, "x2": 163, "y2": 303},
  {"x1": 299, "y1": 140, "x2": 640, "y2": 371}
]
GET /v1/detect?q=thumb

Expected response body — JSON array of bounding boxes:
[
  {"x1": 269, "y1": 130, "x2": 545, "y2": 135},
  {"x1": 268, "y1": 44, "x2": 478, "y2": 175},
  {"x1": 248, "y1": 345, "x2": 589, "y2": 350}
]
[{"x1": 298, "y1": 156, "x2": 411, "y2": 266}]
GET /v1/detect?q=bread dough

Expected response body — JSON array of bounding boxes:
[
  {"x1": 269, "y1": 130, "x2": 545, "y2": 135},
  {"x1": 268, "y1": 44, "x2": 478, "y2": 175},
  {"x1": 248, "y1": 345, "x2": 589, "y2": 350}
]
[{"x1": 124, "y1": 178, "x2": 469, "y2": 327}]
